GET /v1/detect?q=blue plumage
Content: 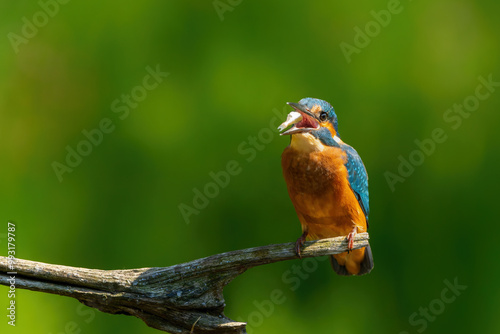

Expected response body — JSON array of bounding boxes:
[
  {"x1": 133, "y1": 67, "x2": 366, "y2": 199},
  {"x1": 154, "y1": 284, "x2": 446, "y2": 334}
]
[{"x1": 343, "y1": 144, "x2": 370, "y2": 226}]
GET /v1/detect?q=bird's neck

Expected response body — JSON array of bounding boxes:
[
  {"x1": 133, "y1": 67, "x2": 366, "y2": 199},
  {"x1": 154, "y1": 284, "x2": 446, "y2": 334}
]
[{"x1": 290, "y1": 133, "x2": 325, "y2": 153}]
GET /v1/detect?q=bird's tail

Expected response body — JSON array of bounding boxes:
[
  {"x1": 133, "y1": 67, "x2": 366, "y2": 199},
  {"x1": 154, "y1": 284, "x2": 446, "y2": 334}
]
[{"x1": 330, "y1": 245, "x2": 374, "y2": 276}]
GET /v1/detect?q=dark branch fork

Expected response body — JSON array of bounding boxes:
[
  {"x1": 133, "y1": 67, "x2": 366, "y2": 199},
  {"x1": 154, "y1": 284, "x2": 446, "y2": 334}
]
[{"x1": 0, "y1": 233, "x2": 369, "y2": 334}]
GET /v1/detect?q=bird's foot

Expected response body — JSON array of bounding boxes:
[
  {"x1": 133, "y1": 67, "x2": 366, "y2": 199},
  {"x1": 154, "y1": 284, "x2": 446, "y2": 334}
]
[
  {"x1": 346, "y1": 226, "x2": 358, "y2": 253},
  {"x1": 295, "y1": 230, "x2": 308, "y2": 259}
]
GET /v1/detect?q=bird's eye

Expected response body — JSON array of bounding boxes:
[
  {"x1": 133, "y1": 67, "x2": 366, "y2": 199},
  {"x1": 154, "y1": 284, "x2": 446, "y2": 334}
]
[{"x1": 319, "y1": 112, "x2": 328, "y2": 122}]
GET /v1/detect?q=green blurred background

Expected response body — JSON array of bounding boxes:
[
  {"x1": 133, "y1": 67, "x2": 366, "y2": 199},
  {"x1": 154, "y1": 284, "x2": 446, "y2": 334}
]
[{"x1": 1, "y1": 1, "x2": 499, "y2": 333}]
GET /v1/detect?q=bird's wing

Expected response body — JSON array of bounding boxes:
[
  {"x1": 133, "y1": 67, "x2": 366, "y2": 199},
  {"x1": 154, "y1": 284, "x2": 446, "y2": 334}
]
[{"x1": 342, "y1": 144, "x2": 370, "y2": 226}]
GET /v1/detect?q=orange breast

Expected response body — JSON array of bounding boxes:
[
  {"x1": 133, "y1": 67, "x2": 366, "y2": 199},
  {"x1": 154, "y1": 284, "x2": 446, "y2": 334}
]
[{"x1": 281, "y1": 145, "x2": 367, "y2": 240}]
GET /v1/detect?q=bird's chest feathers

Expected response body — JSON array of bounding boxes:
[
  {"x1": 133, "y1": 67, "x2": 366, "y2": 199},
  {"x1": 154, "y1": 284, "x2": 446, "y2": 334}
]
[
  {"x1": 283, "y1": 148, "x2": 346, "y2": 195},
  {"x1": 282, "y1": 134, "x2": 350, "y2": 215}
]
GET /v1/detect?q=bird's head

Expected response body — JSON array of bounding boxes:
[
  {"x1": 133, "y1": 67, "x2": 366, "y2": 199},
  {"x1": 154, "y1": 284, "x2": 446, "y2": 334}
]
[{"x1": 278, "y1": 98, "x2": 340, "y2": 147}]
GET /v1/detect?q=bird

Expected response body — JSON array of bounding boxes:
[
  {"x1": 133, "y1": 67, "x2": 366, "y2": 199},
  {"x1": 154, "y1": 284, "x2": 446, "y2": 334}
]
[{"x1": 278, "y1": 97, "x2": 373, "y2": 276}]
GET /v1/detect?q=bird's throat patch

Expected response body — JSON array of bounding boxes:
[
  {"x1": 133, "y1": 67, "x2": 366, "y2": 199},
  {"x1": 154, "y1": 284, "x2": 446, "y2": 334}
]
[{"x1": 290, "y1": 133, "x2": 325, "y2": 152}]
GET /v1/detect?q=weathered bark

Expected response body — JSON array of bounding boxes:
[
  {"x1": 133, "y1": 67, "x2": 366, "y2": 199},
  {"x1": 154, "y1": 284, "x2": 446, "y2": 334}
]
[{"x1": 0, "y1": 233, "x2": 370, "y2": 333}]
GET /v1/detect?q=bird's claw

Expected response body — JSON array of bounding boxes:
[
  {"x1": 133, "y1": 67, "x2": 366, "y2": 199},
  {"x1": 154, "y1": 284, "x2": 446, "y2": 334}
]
[
  {"x1": 295, "y1": 230, "x2": 308, "y2": 259},
  {"x1": 346, "y1": 226, "x2": 358, "y2": 253},
  {"x1": 295, "y1": 239, "x2": 304, "y2": 258}
]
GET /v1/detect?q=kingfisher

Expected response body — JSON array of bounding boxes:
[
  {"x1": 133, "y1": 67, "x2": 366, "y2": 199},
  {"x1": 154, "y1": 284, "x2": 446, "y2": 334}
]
[{"x1": 278, "y1": 97, "x2": 373, "y2": 276}]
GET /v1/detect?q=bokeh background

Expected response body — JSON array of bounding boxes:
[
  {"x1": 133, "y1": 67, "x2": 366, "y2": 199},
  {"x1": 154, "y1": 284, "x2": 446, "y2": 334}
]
[{"x1": 1, "y1": 1, "x2": 499, "y2": 333}]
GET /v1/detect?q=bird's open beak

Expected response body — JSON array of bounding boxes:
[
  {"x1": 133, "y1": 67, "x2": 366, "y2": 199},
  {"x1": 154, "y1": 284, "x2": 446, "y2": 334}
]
[{"x1": 278, "y1": 102, "x2": 320, "y2": 136}]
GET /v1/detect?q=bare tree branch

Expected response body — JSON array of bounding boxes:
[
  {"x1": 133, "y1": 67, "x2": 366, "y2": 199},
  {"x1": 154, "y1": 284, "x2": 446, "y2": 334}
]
[{"x1": 0, "y1": 233, "x2": 370, "y2": 333}]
